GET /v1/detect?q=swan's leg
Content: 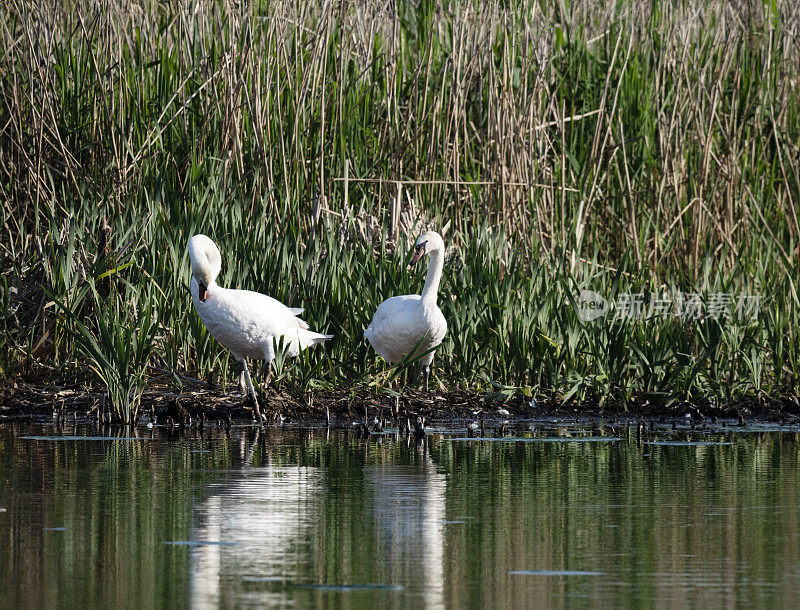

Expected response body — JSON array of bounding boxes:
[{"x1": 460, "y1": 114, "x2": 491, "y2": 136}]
[
  {"x1": 238, "y1": 369, "x2": 246, "y2": 395},
  {"x1": 241, "y1": 359, "x2": 262, "y2": 421},
  {"x1": 421, "y1": 353, "x2": 435, "y2": 393}
]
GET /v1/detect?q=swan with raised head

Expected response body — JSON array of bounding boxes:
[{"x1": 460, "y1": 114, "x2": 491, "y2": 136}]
[
  {"x1": 188, "y1": 234, "x2": 332, "y2": 419},
  {"x1": 364, "y1": 230, "x2": 448, "y2": 391}
]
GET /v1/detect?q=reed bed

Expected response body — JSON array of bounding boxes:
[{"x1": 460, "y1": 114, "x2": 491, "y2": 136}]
[{"x1": 1, "y1": 0, "x2": 798, "y2": 421}]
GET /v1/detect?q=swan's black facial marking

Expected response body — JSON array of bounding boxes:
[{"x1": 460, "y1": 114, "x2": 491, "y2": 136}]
[
  {"x1": 198, "y1": 281, "x2": 208, "y2": 302},
  {"x1": 410, "y1": 241, "x2": 427, "y2": 265}
]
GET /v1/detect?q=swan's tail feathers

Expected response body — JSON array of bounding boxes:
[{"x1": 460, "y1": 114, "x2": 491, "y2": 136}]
[
  {"x1": 301, "y1": 330, "x2": 334, "y2": 346},
  {"x1": 289, "y1": 307, "x2": 304, "y2": 315},
  {"x1": 289, "y1": 330, "x2": 334, "y2": 355}
]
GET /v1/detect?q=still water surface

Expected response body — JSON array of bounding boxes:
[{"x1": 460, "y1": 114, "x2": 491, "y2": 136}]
[{"x1": 1, "y1": 421, "x2": 799, "y2": 607}]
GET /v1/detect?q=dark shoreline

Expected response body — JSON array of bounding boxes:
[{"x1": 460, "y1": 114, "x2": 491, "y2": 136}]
[{"x1": 2, "y1": 384, "x2": 799, "y2": 429}]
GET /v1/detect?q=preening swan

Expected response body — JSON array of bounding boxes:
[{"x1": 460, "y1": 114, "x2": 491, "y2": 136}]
[
  {"x1": 364, "y1": 230, "x2": 448, "y2": 391},
  {"x1": 187, "y1": 234, "x2": 332, "y2": 419}
]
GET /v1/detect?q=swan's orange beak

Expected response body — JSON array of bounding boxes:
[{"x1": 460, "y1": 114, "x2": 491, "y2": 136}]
[
  {"x1": 410, "y1": 244, "x2": 425, "y2": 265},
  {"x1": 198, "y1": 282, "x2": 208, "y2": 302}
]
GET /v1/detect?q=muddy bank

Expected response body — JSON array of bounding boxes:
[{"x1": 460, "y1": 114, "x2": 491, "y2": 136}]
[{"x1": 2, "y1": 383, "x2": 800, "y2": 430}]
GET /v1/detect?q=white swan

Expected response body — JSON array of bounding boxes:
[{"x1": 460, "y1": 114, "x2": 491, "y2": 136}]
[
  {"x1": 364, "y1": 230, "x2": 448, "y2": 391},
  {"x1": 187, "y1": 234, "x2": 332, "y2": 418}
]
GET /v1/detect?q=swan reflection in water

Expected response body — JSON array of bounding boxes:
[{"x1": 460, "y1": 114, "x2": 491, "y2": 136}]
[{"x1": 189, "y1": 432, "x2": 448, "y2": 608}]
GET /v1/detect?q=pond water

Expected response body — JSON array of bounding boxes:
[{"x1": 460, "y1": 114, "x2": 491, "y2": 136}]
[{"x1": 1, "y1": 421, "x2": 799, "y2": 607}]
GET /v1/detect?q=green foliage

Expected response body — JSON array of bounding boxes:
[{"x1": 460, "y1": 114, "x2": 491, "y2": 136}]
[
  {"x1": 0, "y1": 1, "x2": 798, "y2": 412},
  {"x1": 52, "y1": 279, "x2": 157, "y2": 425}
]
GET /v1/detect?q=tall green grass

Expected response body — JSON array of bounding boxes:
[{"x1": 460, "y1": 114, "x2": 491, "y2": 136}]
[{"x1": 0, "y1": 1, "x2": 797, "y2": 421}]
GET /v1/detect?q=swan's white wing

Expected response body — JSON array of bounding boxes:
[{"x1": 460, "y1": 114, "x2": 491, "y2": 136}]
[
  {"x1": 229, "y1": 289, "x2": 302, "y2": 331},
  {"x1": 194, "y1": 285, "x2": 314, "y2": 358},
  {"x1": 365, "y1": 295, "x2": 427, "y2": 362}
]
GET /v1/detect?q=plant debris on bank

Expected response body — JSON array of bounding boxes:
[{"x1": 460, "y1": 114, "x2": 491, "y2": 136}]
[{"x1": 3, "y1": 383, "x2": 799, "y2": 430}]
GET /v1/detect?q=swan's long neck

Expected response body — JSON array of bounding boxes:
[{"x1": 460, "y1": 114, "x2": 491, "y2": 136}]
[{"x1": 421, "y1": 249, "x2": 444, "y2": 304}]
